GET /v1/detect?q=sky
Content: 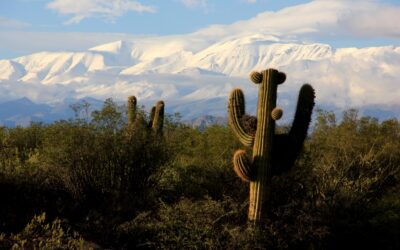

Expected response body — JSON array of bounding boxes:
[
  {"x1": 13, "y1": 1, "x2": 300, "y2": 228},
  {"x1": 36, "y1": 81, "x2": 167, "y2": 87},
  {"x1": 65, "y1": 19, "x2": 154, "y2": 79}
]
[{"x1": 0, "y1": 0, "x2": 400, "y2": 59}]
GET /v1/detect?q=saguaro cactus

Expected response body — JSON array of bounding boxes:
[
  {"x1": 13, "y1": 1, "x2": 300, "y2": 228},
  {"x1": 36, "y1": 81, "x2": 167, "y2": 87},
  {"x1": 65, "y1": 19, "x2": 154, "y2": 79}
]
[
  {"x1": 149, "y1": 101, "x2": 165, "y2": 136},
  {"x1": 228, "y1": 68, "x2": 315, "y2": 223},
  {"x1": 127, "y1": 96, "x2": 137, "y2": 127},
  {"x1": 127, "y1": 96, "x2": 165, "y2": 136}
]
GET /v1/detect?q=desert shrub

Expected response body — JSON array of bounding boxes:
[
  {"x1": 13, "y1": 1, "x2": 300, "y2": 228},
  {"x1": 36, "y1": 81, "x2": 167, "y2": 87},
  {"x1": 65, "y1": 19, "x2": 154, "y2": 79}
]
[
  {"x1": 39, "y1": 99, "x2": 168, "y2": 206},
  {"x1": 0, "y1": 107, "x2": 399, "y2": 249},
  {"x1": 116, "y1": 192, "x2": 328, "y2": 249},
  {"x1": 306, "y1": 109, "x2": 400, "y2": 249},
  {"x1": 0, "y1": 123, "x2": 45, "y2": 175},
  {"x1": 119, "y1": 109, "x2": 399, "y2": 249},
  {"x1": 0, "y1": 123, "x2": 72, "y2": 233},
  {"x1": 0, "y1": 213, "x2": 85, "y2": 249},
  {"x1": 0, "y1": 172, "x2": 75, "y2": 233},
  {"x1": 156, "y1": 125, "x2": 247, "y2": 202},
  {"x1": 116, "y1": 197, "x2": 246, "y2": 249},
  {"x1": 366, "y1": 193, "x2": 400, "y2": 248},
  {"x1": 0, "y1": 99, "x2": 174, "y2": 246}
]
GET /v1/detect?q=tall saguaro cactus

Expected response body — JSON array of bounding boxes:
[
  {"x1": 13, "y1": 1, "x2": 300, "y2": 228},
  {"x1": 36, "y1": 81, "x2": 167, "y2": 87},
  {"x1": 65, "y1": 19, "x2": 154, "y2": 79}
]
[
  {"x1": 228, "y1": 68, "x2": 315, "y2": 223},
  {"x1": 127, "y1": 96, "x2": 165, "y2": 136}
]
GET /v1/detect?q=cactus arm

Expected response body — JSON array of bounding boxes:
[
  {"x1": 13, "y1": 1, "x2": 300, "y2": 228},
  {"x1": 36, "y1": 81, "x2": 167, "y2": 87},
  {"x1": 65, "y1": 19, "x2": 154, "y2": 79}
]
[
  {"x1": 272, "y1": 84, "x2": 315, "y2": 175},
  {"x1": 148, "y1": 106, "x2": 156, "y2": 128},
  {"x1": 151, "y1": 101, "x2": 165, "y2": 135},
  {"x1": 288, "y1": 84, "x2": 315, "y2": 144},
  {"x1": 228, "y1": 88, "x2": 255, "y2": 147},
  {"x1": 233, "y1": 150, "x2": 254, "y2": 182},
  {"x1": 127, "y1": 96, "x2": 137, "y2": 126}
]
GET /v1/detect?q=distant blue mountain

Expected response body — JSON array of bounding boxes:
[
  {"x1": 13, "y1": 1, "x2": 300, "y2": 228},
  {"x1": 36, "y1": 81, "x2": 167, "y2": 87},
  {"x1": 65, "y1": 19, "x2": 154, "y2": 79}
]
[
  {"x1": 0, "y1": 97, "x2": 398, "y2": 127},
  {"x1": 0, "y1": 98, "x2": 55, "y2": 127},
  {"x1": 0, "y1": 97, "x2": 104, "y2": 127}
]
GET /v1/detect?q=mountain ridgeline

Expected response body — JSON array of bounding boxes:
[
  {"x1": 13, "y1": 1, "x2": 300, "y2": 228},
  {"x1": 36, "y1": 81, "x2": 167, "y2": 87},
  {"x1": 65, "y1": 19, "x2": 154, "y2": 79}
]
[{"x1": 0, "y1": 34, "x2": 399, "y2": 122}]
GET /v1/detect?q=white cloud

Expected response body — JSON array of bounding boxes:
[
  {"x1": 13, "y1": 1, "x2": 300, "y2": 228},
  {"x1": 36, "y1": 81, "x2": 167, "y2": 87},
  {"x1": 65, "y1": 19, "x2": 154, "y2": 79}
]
[
  {"x1": 242, "y1": 0, "x2": 257, "y2": 3},
  {"x1": 47, "y1": 0, "x2": 156, "y2": 24},
  {"x1": 194, "y1": 0, "x2": 400, "y2": 41},
  {"x1": 0, "y1": 17, "x2": 31, "y2": 29},
  {"x1": 179, "y1": 0, "x2": 208, "y2": 9},
  {"x1": 1, "y1": 0, "x2": 399, "y2": 57},
  {"x1": 0, "y1": 31, "x2": 212, "y2": 58},
  {"x1": 0, "y1": 31, "x2": 138, "y2": 54},
  {"x1": 338, "y1": 5, "x2": 400, "y2": 38}
]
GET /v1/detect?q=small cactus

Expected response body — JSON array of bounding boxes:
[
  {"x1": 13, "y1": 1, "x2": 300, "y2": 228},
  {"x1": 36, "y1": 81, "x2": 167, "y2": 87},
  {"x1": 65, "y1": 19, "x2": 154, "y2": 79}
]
[
  {"x1": 127, "y1": 96, "x2": 165, "y2": 137},
  {"x1": 228, "y1": 69, "x2": 315, "y2": 223},
  {"x1": 127, "y1": 96, "x2": 137, "y2": 127},
  {"x1": 151, "y1": 101, "x2": 164, "y2": 136}
]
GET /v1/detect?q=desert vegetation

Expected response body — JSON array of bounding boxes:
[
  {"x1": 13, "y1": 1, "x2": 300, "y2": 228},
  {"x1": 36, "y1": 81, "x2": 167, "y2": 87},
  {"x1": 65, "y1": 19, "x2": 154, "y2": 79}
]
[{"x1": 0, "y1": 95, "x2": 399, "y2": 249}]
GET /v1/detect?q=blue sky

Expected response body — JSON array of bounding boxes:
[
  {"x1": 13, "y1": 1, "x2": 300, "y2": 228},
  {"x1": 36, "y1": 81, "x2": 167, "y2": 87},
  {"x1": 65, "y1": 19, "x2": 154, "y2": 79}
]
[
  {"x1": 1, "y1": 0, "x2": 312, "y2": 34},
  {"x1": 1, "y1": 0, "x2": 399, "y2": 59}
]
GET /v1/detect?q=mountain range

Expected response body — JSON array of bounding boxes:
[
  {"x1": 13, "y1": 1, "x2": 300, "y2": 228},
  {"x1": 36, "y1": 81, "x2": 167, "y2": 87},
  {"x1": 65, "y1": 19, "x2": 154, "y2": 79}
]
[{"x1": 0, "y1": 32, "x2": 399, "y2": 126}]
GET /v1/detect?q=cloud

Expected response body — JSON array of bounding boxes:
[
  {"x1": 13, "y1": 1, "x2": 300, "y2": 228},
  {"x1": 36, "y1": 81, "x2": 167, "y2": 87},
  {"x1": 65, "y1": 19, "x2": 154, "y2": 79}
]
[
  {"x1": 0, "y1": 31, "x2": 212, "y2": 59},
  {"x1": 242, "y1": 0, "x2": 257, "y2": 3},
  {"x1": 1, "y1": 0, "x2": 399, "y2": 58},
  {"x1": 338, "y1": 5, "x2": 400, "y2": 39},
  {"x1": 0, "y1": 17, "x2": 31, "y2": 29},
  {"x1": 47, "y1": 0, "x2": 156, "y2": 24},
  {"x1": 0, "y1": 31, "x2": 137, "y2": 54},
  {"x1": 178, "y1": 0, "x2": 208, "y2": 9},
  {"x1": 194, "y1": 0, "x2": 400, "y2": 41},
  {"x1": 279, "y1": 46, "x2": 400, "y2": 109}
]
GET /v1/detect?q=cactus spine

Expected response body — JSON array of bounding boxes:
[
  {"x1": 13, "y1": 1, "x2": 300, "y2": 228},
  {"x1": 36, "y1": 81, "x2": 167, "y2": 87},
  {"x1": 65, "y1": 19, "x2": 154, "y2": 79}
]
[
  {"x1": 228, "y1": 68, "x2": 315, "y2": 223},
  {"x1": 127, "y1": 96, "x2": 165, "y2": 136}
]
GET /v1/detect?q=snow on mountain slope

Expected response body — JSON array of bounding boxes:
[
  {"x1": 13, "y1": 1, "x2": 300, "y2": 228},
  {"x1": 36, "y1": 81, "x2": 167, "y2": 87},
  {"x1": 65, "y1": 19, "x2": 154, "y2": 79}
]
[
  {"x1": 188, "y1": 35, "x2": 333, "y2": 76},
  {"x1": 120, "y1": 50, "x2": 194, "y2": 75},
  {"x1": 0, "y1": 34, "x2": 399, "y2": 121},
  {"x1": 119, "y1": 34, "x2": 333, "y2": 76},
  {"x1": 0, "y1": 34, "x2": 337, "y2": 82},
  {"x1": 89, "y1": 40, "x2": 139, "y2": 67},
  {"x1": 13, "y1": 52, "x2": 105, "y2": 84},
  {"x1": 0, "y1": 60, "x2": 26, "y2": 81}
]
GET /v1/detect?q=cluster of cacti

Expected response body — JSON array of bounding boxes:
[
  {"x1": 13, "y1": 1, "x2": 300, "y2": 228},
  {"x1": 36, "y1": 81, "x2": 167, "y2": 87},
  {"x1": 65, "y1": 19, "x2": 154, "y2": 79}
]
[
  {"x1": 127, "y1": 96, "x2": 165, "y2": 136},
  {"x1": 228, "y1": 68, "x2": 315, "y2": 223}
]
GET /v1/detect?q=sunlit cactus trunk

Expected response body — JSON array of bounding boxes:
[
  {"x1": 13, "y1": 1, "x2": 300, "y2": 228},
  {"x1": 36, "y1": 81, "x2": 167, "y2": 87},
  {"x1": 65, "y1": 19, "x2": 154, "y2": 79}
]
[
  {"x1": 228, "y1": 68, "x2": 315, "y2": 223},
  {"x1": 248, "y1": 70, "x2": 280, "y2": 221}
]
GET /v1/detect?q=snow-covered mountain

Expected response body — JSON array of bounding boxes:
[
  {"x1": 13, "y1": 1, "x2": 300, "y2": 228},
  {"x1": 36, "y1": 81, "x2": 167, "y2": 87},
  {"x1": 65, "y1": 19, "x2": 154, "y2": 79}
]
[
  {"x1": 0, "y1": 32, "x2": 399, "y2": 125},
  {"x1": 1, "y1": 34, "x2": 335, "y2": 83}
]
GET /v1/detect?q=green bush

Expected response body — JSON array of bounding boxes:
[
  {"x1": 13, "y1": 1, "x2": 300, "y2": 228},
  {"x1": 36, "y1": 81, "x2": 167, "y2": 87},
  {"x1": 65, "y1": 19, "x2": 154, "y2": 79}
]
[
  {"x1": 40, "y1": 99, "x2": 168, "y2": 206},
  {"x1": 0, "y1": 106, "x2": 399, "y2": 249},
  {"x1": 0, "y1": 213, "x2": 85, "y2": 250},
  {"x1": 116, "y1": 197, "x2": 246, "y2": 249},
  {"x1": 156, "y1": 125, "x2": 247, "y2": 202}
]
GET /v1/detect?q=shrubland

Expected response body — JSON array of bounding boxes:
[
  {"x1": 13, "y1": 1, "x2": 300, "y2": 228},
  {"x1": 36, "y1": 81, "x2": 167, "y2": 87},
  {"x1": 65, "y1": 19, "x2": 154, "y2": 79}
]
[{"x1": 0, "y1": 99, "x2": 399, "y2": 249}]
